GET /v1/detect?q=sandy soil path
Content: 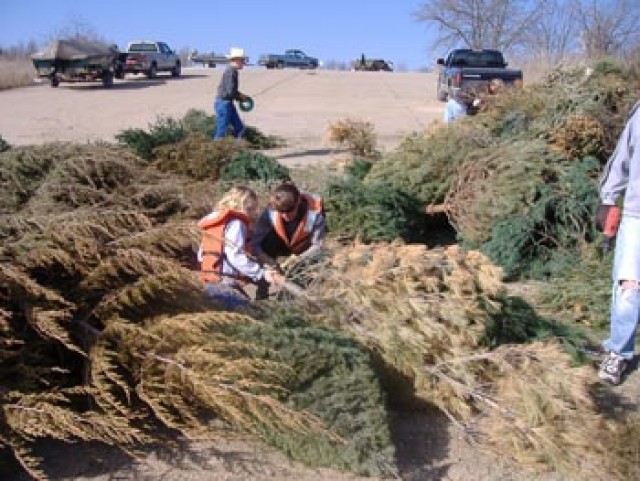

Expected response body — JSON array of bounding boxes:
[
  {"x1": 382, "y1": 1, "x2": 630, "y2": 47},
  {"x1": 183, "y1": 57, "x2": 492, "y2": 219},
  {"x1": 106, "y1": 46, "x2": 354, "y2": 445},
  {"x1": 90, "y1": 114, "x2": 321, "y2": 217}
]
[{"x1": 0, "y1": 67, "x2": 443, "y2": 166}]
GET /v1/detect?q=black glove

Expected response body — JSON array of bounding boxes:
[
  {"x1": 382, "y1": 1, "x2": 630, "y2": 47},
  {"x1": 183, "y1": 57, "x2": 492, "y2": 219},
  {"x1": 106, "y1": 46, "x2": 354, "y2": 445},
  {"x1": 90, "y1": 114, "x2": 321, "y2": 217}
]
[{"x1": 594, "y1": 204, "x2": 610, "y2": 232}]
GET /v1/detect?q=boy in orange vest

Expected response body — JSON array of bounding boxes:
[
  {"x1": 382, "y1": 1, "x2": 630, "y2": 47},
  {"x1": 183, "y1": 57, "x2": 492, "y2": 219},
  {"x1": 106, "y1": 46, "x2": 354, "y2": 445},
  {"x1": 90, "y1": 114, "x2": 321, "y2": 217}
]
[
  {"x1": 251, "y1": 182, "x2": 326, "y2": 267},
  {"x1": 250, "y1": 182, "x2": 326, "y2": 299}
]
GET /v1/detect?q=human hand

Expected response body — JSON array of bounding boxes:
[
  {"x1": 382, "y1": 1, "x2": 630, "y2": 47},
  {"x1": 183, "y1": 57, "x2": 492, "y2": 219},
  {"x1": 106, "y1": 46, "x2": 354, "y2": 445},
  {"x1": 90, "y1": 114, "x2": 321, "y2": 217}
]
[{"x1": 264, "y1": 269, "x2": 286, "y2": 290}]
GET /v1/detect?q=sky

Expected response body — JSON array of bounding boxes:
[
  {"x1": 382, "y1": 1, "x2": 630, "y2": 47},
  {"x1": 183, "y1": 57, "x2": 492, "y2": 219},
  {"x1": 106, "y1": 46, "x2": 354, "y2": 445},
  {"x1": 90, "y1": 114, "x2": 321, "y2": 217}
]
[{"x1": 0, "y1": 1, "x2": 438, "y2": 71}]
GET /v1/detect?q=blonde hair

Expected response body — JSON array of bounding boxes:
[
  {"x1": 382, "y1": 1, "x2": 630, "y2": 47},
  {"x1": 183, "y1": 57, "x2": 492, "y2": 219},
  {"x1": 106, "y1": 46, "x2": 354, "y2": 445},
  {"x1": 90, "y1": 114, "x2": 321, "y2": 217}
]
[{"x1": 215, "y1": 186, "x2": 257, "y2": 212}]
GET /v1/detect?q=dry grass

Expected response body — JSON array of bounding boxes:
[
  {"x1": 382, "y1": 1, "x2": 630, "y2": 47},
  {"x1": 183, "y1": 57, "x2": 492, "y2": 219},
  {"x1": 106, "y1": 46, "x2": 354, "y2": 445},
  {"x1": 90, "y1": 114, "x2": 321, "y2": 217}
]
[
  {"x1": 0, "y1": 57, "x2": 37, "y2": 90},
  {"x1": 327, "y1": 118, "x2": 380, "y2": 159}
]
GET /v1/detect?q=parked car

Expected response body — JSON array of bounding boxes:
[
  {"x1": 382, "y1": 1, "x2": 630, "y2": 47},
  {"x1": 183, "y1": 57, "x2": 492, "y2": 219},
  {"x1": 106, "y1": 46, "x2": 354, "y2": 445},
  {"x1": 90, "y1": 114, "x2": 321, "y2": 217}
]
[
  {"x1": 119, "y1": 41, "x2": 181, "y2": 78},
  {"x1": 31, "y1": 38, "x2": 121, "y2": 88},
  {"x1": 436, "y1": 48, "x2": 523, "y2": 101},
  {"x1": 258, "y1": 49, "x2": 318, "y2": 69}
]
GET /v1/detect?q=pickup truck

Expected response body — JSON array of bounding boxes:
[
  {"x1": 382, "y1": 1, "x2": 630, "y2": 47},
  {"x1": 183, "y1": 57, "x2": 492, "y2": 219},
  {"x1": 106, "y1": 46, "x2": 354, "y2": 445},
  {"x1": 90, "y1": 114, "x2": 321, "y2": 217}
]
[
  {"x1": 258, "y1": 49, "x2": 318, "y2": 69},
  {"x1": 119, "y1": 41, "x2": 181, "y2": 78},
  {"x1": 436, "y1": 48, "x2": 522, "y2": 101}
]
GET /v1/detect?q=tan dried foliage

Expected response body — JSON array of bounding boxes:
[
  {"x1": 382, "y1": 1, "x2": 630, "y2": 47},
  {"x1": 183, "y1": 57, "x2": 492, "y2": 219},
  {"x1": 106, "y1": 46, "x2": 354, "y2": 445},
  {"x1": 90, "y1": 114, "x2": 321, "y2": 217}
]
[
  {"x1": 327, "y1": 118, "x2": 380, "y2": 159},
  {"x1": 0, "y1": 57, "x2": 36, "y2": 90},
  {"x1": 550, "y1": 114, "x2": 606, "y2": 160},
  {"x1": 1, "y1": 139, "x2": 354, "y2": 478},
  {"x1": 2, "y1": 389, "x2": 146, "y2": 480},
  {"x1": 300, "y1": 241, "x2": 618, "y2": 479},
  {"x1": 152, "y1": 133, "x2": 242, "y2": 179},
  {"x1": 93, "y1": 313, "x2": 341, "y2": 444}
]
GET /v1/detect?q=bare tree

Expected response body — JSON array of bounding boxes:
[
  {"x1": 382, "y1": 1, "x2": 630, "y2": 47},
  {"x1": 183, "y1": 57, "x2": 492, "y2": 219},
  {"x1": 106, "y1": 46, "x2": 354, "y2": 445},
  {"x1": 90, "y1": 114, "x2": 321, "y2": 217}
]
[
  {"x1": 0, "y1": 39, "x2": 40, "y2": 59},
  {"x1": 415, "y1": 0, "x2": 548, "y2": 52},
  {"x1": 573, "y1": 0, "x2": 640, "y2": 58},
  {"x1": 524, "y1": 0, "x2": 579, "y2": 64},
  {"x1": 45, "y1": 16, "x2": 109, "y2": 44}
]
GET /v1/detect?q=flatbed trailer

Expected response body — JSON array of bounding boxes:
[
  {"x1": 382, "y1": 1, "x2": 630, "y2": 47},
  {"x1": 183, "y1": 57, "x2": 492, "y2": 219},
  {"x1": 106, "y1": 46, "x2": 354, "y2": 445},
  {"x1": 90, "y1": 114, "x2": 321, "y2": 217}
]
[{"x1": 31, "y1": 39, "x2": 121, "y2": 88}]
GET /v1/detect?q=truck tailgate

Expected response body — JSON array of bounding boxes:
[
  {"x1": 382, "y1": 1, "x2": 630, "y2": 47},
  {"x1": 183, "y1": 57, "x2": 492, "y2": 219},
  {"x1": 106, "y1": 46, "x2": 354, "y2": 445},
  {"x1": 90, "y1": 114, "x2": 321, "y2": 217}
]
[{"x1": 460, "y1": 67, "x2": 522, "y2": 82}]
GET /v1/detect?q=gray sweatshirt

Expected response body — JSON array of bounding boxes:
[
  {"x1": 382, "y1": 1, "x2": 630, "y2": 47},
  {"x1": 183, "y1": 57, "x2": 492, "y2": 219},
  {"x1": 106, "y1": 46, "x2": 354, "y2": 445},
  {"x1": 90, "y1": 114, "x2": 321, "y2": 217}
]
[
  {"x1": 599, "y1": 101, "x2": 640, "y2": 217},
  {"x1": 216, "y1": 66, "x2": 240, "y2": 101}
]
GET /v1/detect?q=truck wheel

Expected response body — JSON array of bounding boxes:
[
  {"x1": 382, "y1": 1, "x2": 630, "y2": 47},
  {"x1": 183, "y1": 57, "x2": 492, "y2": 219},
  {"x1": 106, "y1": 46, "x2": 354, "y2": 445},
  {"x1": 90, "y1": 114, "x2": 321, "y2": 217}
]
[
  {"x1": 276, "y1": 61, "x2": 284, "y2": 69},
  {"x1": 147, "y1": 64, "x2": 157, "y2": 79},
  {"x1": 50, "y1": 76, "x2": 59, "y2": 88},
  {"x1": 437, "y1": 86, "x2": 447, "y2": 102},
  {"x1": 102, "y1": 70, "x2": 114, "y2": 88},
  {"x1": 171, "y1": 62, "x2": 181, "y2": 77}
]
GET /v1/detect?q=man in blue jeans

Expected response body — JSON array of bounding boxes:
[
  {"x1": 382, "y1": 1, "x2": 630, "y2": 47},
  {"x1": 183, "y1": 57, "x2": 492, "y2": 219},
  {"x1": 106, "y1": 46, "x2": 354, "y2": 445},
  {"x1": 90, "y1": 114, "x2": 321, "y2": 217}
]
[
  {"x1": 214, "y1": 47, "x2": 250, "y2": 139},
  {"x1": 596, "y1": 100, "x2": 640, "y2": 385}
]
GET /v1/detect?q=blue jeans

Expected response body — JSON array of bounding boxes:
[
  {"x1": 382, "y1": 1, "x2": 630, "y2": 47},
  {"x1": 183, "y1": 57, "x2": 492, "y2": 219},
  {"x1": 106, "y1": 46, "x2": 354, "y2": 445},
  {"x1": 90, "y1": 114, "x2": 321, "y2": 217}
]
[
  {"x1": 602, "y1": 215, "x2": 640, "y2": 359},
  {"x1": 204, "y1": 282, "x2": 249, "y2": 310},
  {"x1": 214, "y1": 99, "x2": 244, "y2": 139}
]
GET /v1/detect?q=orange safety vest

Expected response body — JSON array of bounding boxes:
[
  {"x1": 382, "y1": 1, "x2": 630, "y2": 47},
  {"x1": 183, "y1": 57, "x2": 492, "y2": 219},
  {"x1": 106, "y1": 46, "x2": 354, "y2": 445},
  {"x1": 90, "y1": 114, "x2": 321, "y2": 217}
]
[
  {"x1": 267, "y1": 193, "x2": 323, "y2": 255},
  {"x1": 198, "y1": 209, "x2": 251, "y2": 284}
]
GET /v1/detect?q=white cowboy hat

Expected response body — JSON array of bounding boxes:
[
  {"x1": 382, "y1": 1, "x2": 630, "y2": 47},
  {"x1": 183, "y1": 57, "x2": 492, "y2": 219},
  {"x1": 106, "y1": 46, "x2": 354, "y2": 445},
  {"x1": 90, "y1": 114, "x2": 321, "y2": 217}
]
[{"x1": 226, "y1": 47, "x2": 247, "y2": 60}]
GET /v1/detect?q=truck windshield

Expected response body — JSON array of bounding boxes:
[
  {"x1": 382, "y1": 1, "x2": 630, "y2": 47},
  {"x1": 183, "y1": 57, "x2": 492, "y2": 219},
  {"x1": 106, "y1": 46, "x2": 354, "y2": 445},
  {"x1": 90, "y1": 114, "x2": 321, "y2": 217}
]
[
  {"x1": 129, "y1": 43, "x2": 157, "y2": 52},
  {"x1": 449, "y1": 50, "x2": 505, "y2": 68}
]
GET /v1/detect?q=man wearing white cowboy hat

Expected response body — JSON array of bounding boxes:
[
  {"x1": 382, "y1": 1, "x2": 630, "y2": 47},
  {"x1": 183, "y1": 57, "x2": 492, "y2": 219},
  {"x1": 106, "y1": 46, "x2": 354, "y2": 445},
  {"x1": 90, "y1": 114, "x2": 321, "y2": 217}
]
[{"x1": 214, "y1": 47, "x2": 251, "y2": 139}]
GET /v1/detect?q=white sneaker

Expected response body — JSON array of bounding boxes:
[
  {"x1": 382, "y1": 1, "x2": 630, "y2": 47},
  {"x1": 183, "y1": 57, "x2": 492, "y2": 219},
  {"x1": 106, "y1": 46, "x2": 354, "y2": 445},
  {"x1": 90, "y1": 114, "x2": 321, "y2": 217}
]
[{"x1": 598, "y1": 352, "x2": 627, "y2": 385}]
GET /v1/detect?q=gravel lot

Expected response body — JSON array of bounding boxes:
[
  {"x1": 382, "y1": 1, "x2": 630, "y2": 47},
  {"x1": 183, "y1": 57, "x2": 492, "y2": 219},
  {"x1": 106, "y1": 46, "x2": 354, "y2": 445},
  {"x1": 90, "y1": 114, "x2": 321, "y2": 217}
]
[{"x1": 0, "y1": 67, "x2": 443, "y2": 164}]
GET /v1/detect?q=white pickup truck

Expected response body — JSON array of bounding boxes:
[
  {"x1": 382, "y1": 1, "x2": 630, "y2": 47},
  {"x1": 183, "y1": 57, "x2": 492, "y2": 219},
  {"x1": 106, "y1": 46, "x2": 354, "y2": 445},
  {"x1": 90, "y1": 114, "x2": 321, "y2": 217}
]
[{"x1": 118, "y1": 41, "x2": 181, "y2": 78}]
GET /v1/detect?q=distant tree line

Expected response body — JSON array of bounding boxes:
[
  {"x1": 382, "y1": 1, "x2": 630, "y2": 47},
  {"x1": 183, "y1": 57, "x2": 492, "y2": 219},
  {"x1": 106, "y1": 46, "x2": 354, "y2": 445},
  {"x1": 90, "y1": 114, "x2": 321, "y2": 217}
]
[
  {"x1": 415, "y1": 0, "x2": 640, "y2": 64},
  {"x1": 0, "y1": 19, "x2": 108, "y2": 59}
]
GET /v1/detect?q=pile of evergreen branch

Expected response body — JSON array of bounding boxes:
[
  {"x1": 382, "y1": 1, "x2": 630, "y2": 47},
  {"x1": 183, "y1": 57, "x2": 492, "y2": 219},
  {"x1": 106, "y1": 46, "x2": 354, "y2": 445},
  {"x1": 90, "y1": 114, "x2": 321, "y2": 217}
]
[
  {"x1": 364, "y1": 60, "x2": 639, "y2": 280},
  {"x1": 0, "y1": 144, "x2": 395, "y2": 480},
  {"x1": 220, "y1": 151, "x2": 291, "y2": 182},
  {"x1": 299, "y1": 241, "x2": 627, "y2": 480},
  {"x1": 115, "y1": 109, "x2": 283, "y2": 161}
]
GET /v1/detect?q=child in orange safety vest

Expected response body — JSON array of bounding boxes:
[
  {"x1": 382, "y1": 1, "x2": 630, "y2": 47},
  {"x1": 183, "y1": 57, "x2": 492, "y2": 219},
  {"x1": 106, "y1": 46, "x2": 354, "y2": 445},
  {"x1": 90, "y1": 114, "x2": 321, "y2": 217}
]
[{"x1": 197, "y1": 187, "x2": 284, "y2": 308}]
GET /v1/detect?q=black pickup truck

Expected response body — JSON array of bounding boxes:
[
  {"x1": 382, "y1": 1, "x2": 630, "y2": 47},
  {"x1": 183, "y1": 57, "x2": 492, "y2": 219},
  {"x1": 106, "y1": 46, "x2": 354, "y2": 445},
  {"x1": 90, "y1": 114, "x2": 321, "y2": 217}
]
[{"x1": 436, "y1": 49, "x2": 523, "y2": 101}]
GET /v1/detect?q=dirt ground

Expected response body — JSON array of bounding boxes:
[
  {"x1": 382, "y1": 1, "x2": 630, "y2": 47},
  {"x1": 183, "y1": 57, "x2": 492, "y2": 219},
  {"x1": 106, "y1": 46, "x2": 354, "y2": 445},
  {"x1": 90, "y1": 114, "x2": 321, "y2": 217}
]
[
  {"x1": 0, "y1": 67, "x2": 443, "y2": 167},
  {"x1": 0, "y1": 68, "x2": 628, "y2": 481}
]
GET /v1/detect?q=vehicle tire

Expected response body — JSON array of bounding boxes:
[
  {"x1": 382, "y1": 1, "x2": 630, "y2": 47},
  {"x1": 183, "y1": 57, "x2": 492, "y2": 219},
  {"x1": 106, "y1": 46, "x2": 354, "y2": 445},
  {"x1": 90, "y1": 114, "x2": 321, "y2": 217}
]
[
  {"x1": 171, "y1": 62, "x2": 181, "y2": 77},
  {"x1": 147, "y1": 63, "x2": 157, "y2": 79},
  {"x1": 276, "y1": 61, "x2": 284, "y2": 69},
  {"x1": 102, "y1": 70, "x2": 114, "y2": 88},
  {"x1": 50, "y1": 76, "x2": 59, "y2": 88},
  {"x1": 115, "y1": 67, "x2": 125, "y2": 79}
]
